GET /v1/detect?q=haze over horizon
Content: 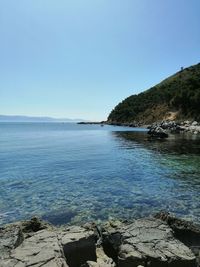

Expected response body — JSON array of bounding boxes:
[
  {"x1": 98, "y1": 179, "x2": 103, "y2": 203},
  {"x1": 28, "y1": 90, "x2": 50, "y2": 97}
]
[
  {"x1": 0, "y1": 114, "x2": 87, "y2": 122},
  {"x1": 0, "y1": 0, "x2": 200, "y2": 121}
]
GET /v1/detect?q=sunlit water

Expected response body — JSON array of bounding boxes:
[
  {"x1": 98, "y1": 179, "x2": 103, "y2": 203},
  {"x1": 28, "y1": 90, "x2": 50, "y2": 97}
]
[{"x1": 0, "y1": 123, "x2": 200, "y2": 225}]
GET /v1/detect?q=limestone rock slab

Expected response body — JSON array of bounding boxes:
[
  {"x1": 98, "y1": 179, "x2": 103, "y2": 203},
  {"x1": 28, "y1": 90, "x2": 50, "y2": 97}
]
[
  {"x1": 117, "y1": 218, "x2": 196, "y2": 267},
  {"x1": 1, "y1": 229, "x2": 68, "y2": 267},
  {"x1": 0, "y1": 224, "x2": 23, "y2": 259}
]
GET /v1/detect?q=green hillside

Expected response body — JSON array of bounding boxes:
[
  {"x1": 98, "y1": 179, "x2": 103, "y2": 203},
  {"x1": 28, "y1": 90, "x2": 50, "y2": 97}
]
[{"x1": 108, "y1": 63, "x2": 200, "y2": 124}]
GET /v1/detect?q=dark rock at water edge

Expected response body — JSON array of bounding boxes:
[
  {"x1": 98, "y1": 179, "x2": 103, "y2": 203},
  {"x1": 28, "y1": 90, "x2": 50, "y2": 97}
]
[
  {"x1": 148, "y1": 125, "x2": 169, "y2": 138},
  {"x1": 147, "y1": 120, "x2": 200, "y2": 138},
  {"x1": 106, "y1": 121, "x2": 141, "y2": 127},
  {"x1": 77, "y1": 121, "x2": 106, "y2": 125},
  {"x1": 78, "y1": 121, "x2": 142, "y2": 128},
  {"x1": 1, "y1": 214, "x2": 200, "y2": 266}
]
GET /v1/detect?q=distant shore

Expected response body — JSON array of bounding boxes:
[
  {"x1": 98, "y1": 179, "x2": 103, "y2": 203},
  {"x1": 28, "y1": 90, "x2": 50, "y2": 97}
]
[
  {"x1": 77, "y1": 121, "x2": 106, "y2": 125},
  {"x1": 77, "y1": 120, "x2": 200, "y2": 137},
  {"x1": 77, "y1": 121, "x2": 145, "y2": 127}
]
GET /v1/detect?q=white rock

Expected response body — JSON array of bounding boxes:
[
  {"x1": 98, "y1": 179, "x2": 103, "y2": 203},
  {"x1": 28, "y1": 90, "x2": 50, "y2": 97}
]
[{"x1": 192, "y1": 121, "x2": 198, "y2": 126}]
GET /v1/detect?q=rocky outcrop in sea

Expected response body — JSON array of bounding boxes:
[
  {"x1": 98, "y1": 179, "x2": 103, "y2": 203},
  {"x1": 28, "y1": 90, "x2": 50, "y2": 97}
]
[
  {"x1": 148, "y1": 120, "x2": 200, "y2": 138},
  {"x1": 1, "y1": 213, "x2": 200, "y2": 267}
]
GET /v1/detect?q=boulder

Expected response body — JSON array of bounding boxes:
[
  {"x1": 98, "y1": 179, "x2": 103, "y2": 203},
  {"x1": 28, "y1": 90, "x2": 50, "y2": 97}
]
[
  {"x1": 148, "y1": 120, "x2": 200, "y2": 136},
  {"x1": 184, "y1": 120, "x2": 191, "y2": 125},
  {"x1": 192, "y1": 121, "x2": 198, "y2": 126},
  {"x1": 148, "y1": 126, "x2": 168, "y2": 138}
]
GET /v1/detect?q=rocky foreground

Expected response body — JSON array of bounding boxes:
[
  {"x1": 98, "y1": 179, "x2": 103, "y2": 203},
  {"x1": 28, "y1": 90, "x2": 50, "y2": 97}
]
[{"x1": 1, "y1": 212, "x2": 200, "y2": 267}]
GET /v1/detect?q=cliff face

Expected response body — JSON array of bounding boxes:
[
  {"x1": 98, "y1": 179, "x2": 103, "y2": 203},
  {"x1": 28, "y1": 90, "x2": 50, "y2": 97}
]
[{"x1": 108, "y1": 63, "x2": 200, "y2": 124}]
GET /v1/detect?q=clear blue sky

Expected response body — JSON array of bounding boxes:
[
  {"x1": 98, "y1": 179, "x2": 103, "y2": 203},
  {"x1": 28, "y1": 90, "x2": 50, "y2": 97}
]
[{"x1": 0, "y1": 0, "x2": 199, "y2": 120}]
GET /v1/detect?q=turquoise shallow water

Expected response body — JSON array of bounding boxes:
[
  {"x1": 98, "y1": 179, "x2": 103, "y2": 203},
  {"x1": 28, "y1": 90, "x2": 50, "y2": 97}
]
[{"x1": 0, "y1": 122, "x2": 200, "y2": 225}]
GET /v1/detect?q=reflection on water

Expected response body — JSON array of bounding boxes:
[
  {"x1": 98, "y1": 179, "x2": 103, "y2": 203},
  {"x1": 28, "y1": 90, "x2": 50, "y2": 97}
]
[
  {"x1": 0, "y1": 123, "x2": 200, "y2": 225},
  {"x1": 113, "y1": 131, "x2": 200, "y2": 185},
  {"x1": 113, "y1": 131, "x2": 200, "y2": 155}
]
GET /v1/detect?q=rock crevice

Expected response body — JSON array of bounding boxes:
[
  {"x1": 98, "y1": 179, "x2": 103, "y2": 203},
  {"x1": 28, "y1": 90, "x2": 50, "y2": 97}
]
[{"x1": 0, "y1": 215, "x2": 199, "y2": 267}]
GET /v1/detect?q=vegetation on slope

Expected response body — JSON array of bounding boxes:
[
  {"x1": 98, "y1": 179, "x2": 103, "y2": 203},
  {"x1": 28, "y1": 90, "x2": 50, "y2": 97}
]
[{"x1": 108, "y1": 63, "x2": 200, "y2": 124}]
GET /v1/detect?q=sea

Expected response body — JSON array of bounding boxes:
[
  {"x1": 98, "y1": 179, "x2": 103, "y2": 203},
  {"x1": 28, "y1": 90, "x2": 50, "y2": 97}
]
[{"x1": 0, "y1": 122, "x2": 200, "y2": 225}]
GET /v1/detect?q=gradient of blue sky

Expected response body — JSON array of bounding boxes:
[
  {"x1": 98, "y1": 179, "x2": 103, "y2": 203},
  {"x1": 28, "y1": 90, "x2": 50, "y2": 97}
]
[{"x1": 0, "y1": 0, "x2": 199, "y2": 120}]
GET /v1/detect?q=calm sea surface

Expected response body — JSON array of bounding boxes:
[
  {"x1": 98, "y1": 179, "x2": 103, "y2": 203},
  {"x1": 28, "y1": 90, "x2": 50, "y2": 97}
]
[{"x1": 0, "y1": 122, "x2": 200, "y2": 225}]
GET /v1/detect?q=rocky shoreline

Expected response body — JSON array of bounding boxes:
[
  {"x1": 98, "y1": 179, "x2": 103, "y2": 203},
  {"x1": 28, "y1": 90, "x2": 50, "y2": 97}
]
[
  {"x1": 78, "y1": 120, "x2": 200, "y2": 135},
  {"x1": 147, "y1": 120, "x2": 200, "y2": 138},
  {"x1": 1, "y1": 212, "x2": 200, "y2": 267},
  {"x1": 77, "y1": 121, "x2": 142, "y2": 127}
]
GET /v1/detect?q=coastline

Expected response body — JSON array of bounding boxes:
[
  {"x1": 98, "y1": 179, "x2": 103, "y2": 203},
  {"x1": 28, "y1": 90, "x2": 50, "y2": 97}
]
[
  {"x1": 77, "y1": 121, "x2": 143, "y2": 127},
  {"x1": 1, "y1": 212, "x2": 200, "y2": 267},
  {"x1": 77, "y1": 120, "x2": 200, "y2": 137},
  {"x1": 1, "y1": 122, "x2": 199, "y2": 267}
]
